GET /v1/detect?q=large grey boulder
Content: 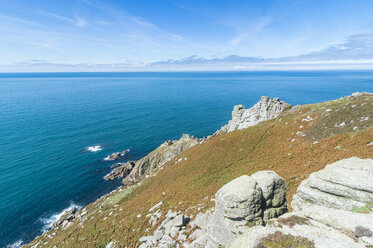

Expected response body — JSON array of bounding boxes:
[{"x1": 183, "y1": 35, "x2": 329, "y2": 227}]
[
  {"x1": 251, "y1": 171, "x2": 287, "y2": 222},
  {"x1": 292, "y1": 157, "x2": 373, "y2": 211},
  {"x1": 217, "y1": 96, "x2": 291, "y2": 134},
  {"x1": 291, "y1": 157, "x2": 373, "y2": 247},
  {"x1": 208, "y1": 175, "x2": 263, "y2": 246},
  {"x1": 206, "y1": 172, "x2": 288, "y2": 247},
  {"x1": 230, "y1": 212, "x2": 364, "y2": 248}
]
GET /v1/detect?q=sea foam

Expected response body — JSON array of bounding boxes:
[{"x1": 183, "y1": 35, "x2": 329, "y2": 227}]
[
  {"x1": 87, "y1": 145, "x2": 102, "y2": 152},
  {"x1": 40, "y1": 202, "x2": 82, "y2": 232},
  {"x1": 6, "y1": 240, "x2": 24, "y2": 248}
]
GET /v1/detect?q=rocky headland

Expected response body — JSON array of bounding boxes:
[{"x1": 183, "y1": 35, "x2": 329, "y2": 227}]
[
  {"x1": 25, "y1": 93, "x2": 373, "y2": 248},
  {"x1": 216, "y1": 96, "x2": 292, "y2": 134}
]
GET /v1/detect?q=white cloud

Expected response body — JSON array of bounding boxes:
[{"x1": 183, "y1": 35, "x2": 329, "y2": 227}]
[{"x1": 38, "y1": 10, "x2": 88, "y2": 28}]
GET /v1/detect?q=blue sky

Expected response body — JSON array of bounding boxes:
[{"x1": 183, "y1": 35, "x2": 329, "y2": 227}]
[{"x1": 1, "y1": 0, "x2": 373, "y2": 71}]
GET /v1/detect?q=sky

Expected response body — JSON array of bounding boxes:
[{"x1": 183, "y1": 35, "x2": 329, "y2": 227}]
[{"x1": 1, "y1": 0, "x2": 373, "y2": 71}]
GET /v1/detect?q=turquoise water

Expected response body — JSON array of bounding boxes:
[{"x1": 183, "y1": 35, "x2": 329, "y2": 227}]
[{"x1": 1, "y1": 71, "x2": 373, "y2": 247}]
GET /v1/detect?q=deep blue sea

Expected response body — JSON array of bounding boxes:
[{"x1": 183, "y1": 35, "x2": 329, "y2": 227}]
[{"x1": 1, "y1": 71, "x2": 373, "y2": 247}]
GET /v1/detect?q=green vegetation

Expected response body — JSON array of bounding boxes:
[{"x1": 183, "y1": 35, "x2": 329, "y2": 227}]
[{"x1": 352, "y1": 203, "x2": 373, "y2": 214}]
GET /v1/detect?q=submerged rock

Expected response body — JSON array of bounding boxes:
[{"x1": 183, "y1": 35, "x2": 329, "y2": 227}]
[{"x1": 217, "y1": 96, "x2": 291, "y2": 134}]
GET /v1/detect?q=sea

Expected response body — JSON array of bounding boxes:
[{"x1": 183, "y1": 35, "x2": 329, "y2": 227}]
[{"x1": 1, "y1": 71, "x2": 373, "y2": 247}]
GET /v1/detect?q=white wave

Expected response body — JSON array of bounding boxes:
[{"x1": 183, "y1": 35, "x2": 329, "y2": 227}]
[
  {"x1": 6, "y1": 240, "x2": 24, "y2": 248},
  {"x1": 121, "y1": 149, "x2": 130, "y2": 155},
  {"x1": 40, "y1": 202, "x2": 82, "y2": 232},
  {"x1": 87, "y1": 145, "x2": 102, "y2": 152}
]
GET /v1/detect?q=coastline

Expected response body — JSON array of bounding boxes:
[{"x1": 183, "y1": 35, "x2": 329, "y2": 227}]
[{"x1": 22, "y1": 95, "x2": 291, "y2": 247}]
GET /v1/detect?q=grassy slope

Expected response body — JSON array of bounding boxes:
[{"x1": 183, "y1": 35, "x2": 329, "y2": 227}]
[{"x1": 26, "y1": 94, "x2": 373, "y2": 248}]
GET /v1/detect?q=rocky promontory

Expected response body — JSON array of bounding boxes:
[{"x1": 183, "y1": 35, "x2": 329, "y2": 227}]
[
  {"x1": 217, "y1": 96, "x2": 291, "y2": 134},
  {"x1": 104, "y1": 134, "x2": 202, "y2": 183}
]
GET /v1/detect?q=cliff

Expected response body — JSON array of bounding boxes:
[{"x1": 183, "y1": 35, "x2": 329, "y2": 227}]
[
  {"x1": 216, "y1": 96, "x2": 291, "y2": 134},
  {"x1": 25, "y1": 93, "x2": 373, "y2": 248}
]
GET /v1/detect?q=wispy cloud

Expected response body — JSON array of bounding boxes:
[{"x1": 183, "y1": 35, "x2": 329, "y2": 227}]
[
  {"x1": 296, "y1": 32, "x2": 373, "y2": 60},
  {"x1": 0, "y1": 14, "x2": 38, "y2": 26},
  {"x1": 228, "y1": 17, "x2": 272, "y2": 46},
  {"x1": 38, "y1": 10, "x2": 88, "y2": 27}
]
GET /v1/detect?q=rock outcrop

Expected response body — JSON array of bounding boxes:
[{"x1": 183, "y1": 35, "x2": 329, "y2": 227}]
[
  {"x1": 217, "y1": 96, "x2": 291, "y2": 134},
  {"x1": 290, "y1": 157, "x2": 373, "y2": 247},
  {"x1": 51, "y1": 207, "x2": 89, "y2": 231},
  {"x1": 231, "y1": 212, "x2": 362, "y2": 248},
  {"x1": 190, "y1": 171, "x2": 288, "y2": 247},
  {"x1": 232, "y1": 157, "x2": 373, "y2": 248},
  {"x1": 106, "y1": 152, "x2": 122, "y2": 161},
  {"x1": 123, "y1": 134, "x2": 201, "y2": 184},
  {"x1": 104, "y1": 161, "x2": 135, "y2": 180},
  {"x1": 140, "y1": 208, "x2": 189, "y2": 248},
  {"x1": 292, "y1": 157, "x2": 373, "y2": 211}
]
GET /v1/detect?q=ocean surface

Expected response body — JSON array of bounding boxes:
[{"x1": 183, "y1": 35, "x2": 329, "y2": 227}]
[{"x1": 1, "y1": 71, "x2": 373, "y2": 247}]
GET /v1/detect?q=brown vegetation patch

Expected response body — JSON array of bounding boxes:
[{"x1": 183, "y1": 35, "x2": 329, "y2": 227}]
[
  {"x1": 277, "y1": 215, "x2": 310, "y2": 228},
  {"x1": 256, "y1": 231, "x2": 315, "y2": 248}
]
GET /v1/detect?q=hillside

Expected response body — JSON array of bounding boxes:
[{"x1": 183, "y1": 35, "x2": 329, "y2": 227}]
[{"x1": 26, "y1": 93, "x2": 373, "y2": 248}]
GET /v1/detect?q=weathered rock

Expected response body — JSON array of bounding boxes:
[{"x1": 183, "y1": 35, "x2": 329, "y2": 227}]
[
  {"x1": 190, "y1": 234, "x2": 209, "y2": 248},
  {"x1": 251, "y1": 171, "x2": 287, "y2": 222},
  {"x1": 208, "y1": 172, "x2": 288, "y2": 247},
  {"x1": 173, "y1": 214, "x2": 185, "y2": 227},
  {"x1": 139, "y1": 236, "x2": 150, "y2": 243},
  {"x1": 123, "y1": 134, "x2": 201, "y2": 184},
  {"x1": 189, "y1": 211, "x2": 211, "y2": 230},
  {"x1": 52, "y1": 207, "x2": 77, "y2": 229},
  {"x1": 292, "y1": 157, "x2": 373, "y2": 211},
  {"x1": 105, "y1": 241, "x2": 116, "y2": 248},
  {"x1": 106, "y1": 152, "x2": 122, "y2": 160},
  {"x1": 286, "y1": 157, "x2": 373, "y2": 247},
  {"x1": 355, "y1": 225, "x2": 373, "y2": 238},
  {"x1": 154, "y1": 229, "x2": 164, "y2": 241},
  {"x1": 149, "y1": 201, "x2": 163, "y2": 212},
  {"x1": 231, "y1": 212, "x2": 363, "y2": 248},
  {"x1": 217, "y1": 96, "x2": 291, "y2": 134},
  {"x1": 189, "y1": 229, "x2": 205, "y2": 240},
  {"x1": 170, "y1": 226, "x2": 180, "y2": 237},
  {"x1": 104, "y1": 161, "x2": 135, "y2": 180}
]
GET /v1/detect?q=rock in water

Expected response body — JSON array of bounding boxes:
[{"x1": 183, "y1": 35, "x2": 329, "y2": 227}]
[
  {"x1": 217, "y1": 96, "x2": 291, "y2": 134},
  {"x1": 104, "y1": 161, "x2": 135, "y2": 180},
  {"x1": 106, "y1": 152, "x2": 122, "y2": 161}
]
